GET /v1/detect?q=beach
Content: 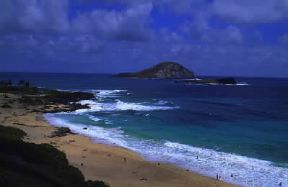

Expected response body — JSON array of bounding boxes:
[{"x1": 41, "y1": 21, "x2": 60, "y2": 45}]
[
  {"x1": 2, "y1": 0, "x2": 288, "y2": 186},
  {"x1": 0, "y1": 91, "x2": 234, "y2": 187}
]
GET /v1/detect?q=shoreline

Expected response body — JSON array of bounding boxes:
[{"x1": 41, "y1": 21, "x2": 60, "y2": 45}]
[{"x1": 0, "y1": 89, "x2": 235, "y2": 187}]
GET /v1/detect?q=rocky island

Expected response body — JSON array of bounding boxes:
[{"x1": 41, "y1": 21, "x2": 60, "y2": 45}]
[
  {"x1": 115, "y1": 62, "x2": 237, "y2": 85},
  {"x1": 115, "y1": 62, "x2": 195, "y2": 79}
]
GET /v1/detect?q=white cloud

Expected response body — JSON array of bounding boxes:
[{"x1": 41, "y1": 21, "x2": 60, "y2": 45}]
[
  {"x1": 186, "y1": 14, "x2": 243, "y2": 44},
  {"x1": 0, "y1": 0, "x2": 152, "y2": 41},
  {"x1": 213, "y1": 0, "x2": 288, "y2": 23},
  {"x1": 279, "y1": 34, "x2": 288, "y2": 44},
  {"x1": 72, "y1": 2, "x2": 153, "y2": 41},
  {"x1": 0, "y1": 0, "x2": 287, "y2": 77},
  {"x1": 224, "y1": 26, "x2": 243, "y2": 43},
  {"x1": 0, "y1": 0, "x2": 69, "y2": 32},
  {"x1": 1, "y1": 34, "x2": 287, "y2": 77}
]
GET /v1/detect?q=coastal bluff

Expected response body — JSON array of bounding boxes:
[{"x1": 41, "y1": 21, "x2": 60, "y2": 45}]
[{"x1": 115, "y1": 62, "x2": 195, "y2": 79}]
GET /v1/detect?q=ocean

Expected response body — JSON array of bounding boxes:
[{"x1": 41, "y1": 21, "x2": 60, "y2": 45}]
[{"x1": 1, "y1": 72, "x2": 288, "y2": 187}]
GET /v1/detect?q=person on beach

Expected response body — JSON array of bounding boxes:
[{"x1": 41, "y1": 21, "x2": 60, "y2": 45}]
[{"x1": 216, "y1": 173, "x2": 221, "y2": 180}]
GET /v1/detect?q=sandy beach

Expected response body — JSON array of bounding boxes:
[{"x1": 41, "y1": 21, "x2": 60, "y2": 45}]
[{"x1": 0, "y1": 93, "x2": 235, "y2": 187}]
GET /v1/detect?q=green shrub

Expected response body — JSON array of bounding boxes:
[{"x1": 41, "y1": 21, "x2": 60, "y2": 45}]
[
  {"x1": 0, "y1": 125, "x2": 26, "y2": 140},
  {"x1": 0, "y1": 125, "x2": 109, "y2": 187}
]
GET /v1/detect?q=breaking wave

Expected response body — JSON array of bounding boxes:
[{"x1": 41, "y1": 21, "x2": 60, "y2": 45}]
[{"x1": 44, "y1": 113, "x2": 288, "y2": 187}]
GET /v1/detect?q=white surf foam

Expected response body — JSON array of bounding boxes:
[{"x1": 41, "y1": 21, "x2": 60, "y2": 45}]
[
  {"x1": 72, "y1": 89, "x2": 178, "y2": 114},
  {"x1": 187, "y1": 82, "x2": 250, "y2": 86},
  {"x1": 86, "y1": 114, "x2": 101, "y2": 122},
  {"x1": 88, "y1": 89, "x2": 128, "y2": 99},
  {"x1": 44, "y1": 114, "x2": 127, "y2": 146},
  {"x1": 206, "y1": 83, "x2": 250, "y2": 86},
  {"x1": 75, "y1": 99, "x2": 178, "y2": 114},
  {"x1": 123, "y1": 139, "x2": 288, "y2": 187},
  {"x1": 46, "y1": 88, "x2": 286, "y2": 187},
  {"x1": 236, "y1": 82, "x2": 250, "y2": 86},
  {"x1": 156, "y1": 100, "x2": 170, "y2": 105},
  {"x1": 44, "y1": 113, "x2": 288, "y2": 187},
  {"x1": 160, "y1": 142, "x2": 288, "y2": 187}
]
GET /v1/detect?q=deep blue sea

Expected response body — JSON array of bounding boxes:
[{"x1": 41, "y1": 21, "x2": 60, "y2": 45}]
[{"x1": 1, "y1": 73, "x2": 288, "y2": 187}]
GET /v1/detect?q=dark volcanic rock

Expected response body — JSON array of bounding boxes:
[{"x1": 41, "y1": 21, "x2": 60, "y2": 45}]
[
  {"x1": 215, "y1": 78, "x2": 237, "y2": 85},
  {"x1": 116, "y1": 62, "x2": 194, "y2": 79},
  {"x1": 1, "y1": 103, "x2": 11, "y2": 108},
  {"x1": 43, "y1": 90, "x2": 94, "y2": 105},
  {"x1": 49, "y1": 127, "x2": 73, "y2": 138}
]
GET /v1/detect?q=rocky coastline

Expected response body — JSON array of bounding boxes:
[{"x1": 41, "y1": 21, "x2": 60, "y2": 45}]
[{"x1": 0, "y1": 81, "x2": 235, "y2": 187}]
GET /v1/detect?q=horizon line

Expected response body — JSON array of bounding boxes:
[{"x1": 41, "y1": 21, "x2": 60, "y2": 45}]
[{"x1": 0, "y1": 71, "x2": 287, "y2": 79}]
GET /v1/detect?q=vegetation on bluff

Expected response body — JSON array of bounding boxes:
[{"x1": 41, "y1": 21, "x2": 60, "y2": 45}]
[
  {"x1": 0, "y1": 125, "x2": 109, "y2": 187},
  {"x1": 0, "y1": 81, "x2": 108, "y2": 187},
  {"x1": 0, "y1": 81, "x2": 94, "y2": 113}
]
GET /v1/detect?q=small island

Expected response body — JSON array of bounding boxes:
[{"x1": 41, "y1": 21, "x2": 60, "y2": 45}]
[
  {"x1": 115, "y1": 62, "x2": 237, "y2": 85},
  {"x1": 175, "y1": 77, "x2": 237, "y2": 85},
  {"x1": 115, "y1": 62, "x2": 195, "y2": 79}
]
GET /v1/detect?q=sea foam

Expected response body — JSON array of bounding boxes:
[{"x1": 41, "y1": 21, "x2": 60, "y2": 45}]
[
  {"x1": 86, "y1": 89, "x2": 128, "y2": 100},
  {"x1": 44, "y1": 113, "x2": 288, "y2": 187},
  {"x1": 45, "y1": 89, "x2": 288, "y2": 187},
  {"x1": 75, "y1": 99, "x2": 178, "y2": 114},
  {"x1": 45, "y1": 114, "x2": 127, "y2": 146},
  {"x1": 74, "y1": 89, "x2": 177, "y2": 113}
]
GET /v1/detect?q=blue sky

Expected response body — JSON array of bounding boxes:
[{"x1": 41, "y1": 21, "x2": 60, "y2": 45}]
[{"x1": 0, "y1": 0, "x2": 288, "y2": 77}]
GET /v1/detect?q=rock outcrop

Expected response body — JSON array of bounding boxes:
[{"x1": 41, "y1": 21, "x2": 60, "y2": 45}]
[
  {"x1": 175, "y1": 77, "x2": 237, "y2": 85},
  {"x1": 115, "y1": 62, "x2": 194, "y2": 79},
  {"x1": 216, "y1": 78, "x2": 237, "y2": 85},
  {"x1": 114, "y1": 61, "x2": 237, "y2": 85}
]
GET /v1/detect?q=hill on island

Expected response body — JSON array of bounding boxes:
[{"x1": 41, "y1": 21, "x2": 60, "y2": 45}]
[
  {"x1": 115, "y1": 61, "x2": 237, "y2": 84},
  {"x1": 116, "y1": 62, "x2": 195, "y2": 79}
]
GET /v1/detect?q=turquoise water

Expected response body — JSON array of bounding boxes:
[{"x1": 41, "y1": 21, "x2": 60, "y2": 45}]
[{"x1": 1, "y1": 73, "x2": 288, "y2": 186}]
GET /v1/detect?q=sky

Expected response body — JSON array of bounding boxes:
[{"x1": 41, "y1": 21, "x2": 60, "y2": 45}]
[{"x1": 0, "y1": 0, "x2": 288, "y2": 77}]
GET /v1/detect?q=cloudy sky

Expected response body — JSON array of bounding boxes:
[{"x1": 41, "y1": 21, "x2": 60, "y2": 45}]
[{"x1": 0, "y1": 0, "x2": 288, "y2": 77}]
